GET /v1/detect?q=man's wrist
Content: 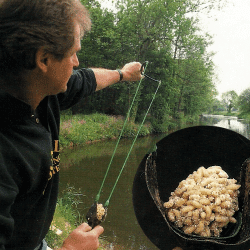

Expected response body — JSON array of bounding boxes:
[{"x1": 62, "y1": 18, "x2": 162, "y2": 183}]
[{"x1": 117, "y1": 69, "x2": 123, "y2": 82}]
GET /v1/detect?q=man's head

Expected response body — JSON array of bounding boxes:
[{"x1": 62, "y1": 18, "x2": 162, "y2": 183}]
[{"x1": 0, "y1": 0, "x2": 91, "y2": 83}]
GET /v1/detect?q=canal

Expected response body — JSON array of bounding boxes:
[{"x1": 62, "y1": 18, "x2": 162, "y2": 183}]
[{"x1": 59, "y1": 115, "x2": 250, "y2": 249}]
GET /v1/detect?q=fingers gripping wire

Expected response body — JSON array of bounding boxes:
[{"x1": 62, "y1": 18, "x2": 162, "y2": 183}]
[{"x1": 140, "y1": 61, "x2": 161, "y2": 83}]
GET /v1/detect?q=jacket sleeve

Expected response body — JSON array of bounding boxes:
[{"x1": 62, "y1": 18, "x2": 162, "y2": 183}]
[
  {"x1": 0, "y1": 152, "x2": 19, "y2": 250},
  {"x1": 57, "y1": 68, "x2": 97, "y2": 111}
]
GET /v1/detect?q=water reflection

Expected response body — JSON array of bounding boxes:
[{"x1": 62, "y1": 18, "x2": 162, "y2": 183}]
[{"x1": 201, "y1": 115, "x2": 250, "y2": 139}]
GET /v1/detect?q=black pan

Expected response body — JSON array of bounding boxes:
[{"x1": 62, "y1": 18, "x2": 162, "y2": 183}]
[{"x1": 133, "y1": 126, "x2": 250, "y2": 250}]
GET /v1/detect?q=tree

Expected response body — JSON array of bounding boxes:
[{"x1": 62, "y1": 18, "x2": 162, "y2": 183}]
[
  {"x1": 238, "y1": 88, "x2": 250, "y2": 114},
  {"x1": 113, "y1": 0, "x2": 219, "y2": 120},
  {"x1": 73, "y1": 0, "x2": 228, "y2": 131},
  {"x1": 221, "y1": 90, "x2": 238, "y2": 113},
  {"x1": 209, "y1": 98, "x2": 225, "y2": 113}
]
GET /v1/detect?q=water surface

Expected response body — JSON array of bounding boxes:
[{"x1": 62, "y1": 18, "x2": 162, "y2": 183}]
[{"x1": 60, "y1": 134, "x2": 166, "y2": 249}]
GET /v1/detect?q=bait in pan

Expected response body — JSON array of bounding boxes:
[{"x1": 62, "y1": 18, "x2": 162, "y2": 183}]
[{"x1": 133, "y1": 126, "x2": 250, "y2": 250}]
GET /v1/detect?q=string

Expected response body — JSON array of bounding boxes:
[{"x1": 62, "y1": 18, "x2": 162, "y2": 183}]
[
  {"x1": 94, "y1": 62, "x2": 161, "y2": 207},
  {"x1": 104, "y1": 79, "x2": 161, "y2": 207},
  {"x1": 94, "y1": 61, "x2": 149, "y2": 203}
]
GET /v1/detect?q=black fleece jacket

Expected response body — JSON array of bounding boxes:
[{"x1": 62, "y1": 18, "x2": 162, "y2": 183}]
[{"x1": 0, "y1": 69, "x2": 97, "y2": 250}]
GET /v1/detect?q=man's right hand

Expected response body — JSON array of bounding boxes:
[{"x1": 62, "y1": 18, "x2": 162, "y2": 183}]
[{"x1": 60, "y1": 223, "x2": 104, "y2": 250}]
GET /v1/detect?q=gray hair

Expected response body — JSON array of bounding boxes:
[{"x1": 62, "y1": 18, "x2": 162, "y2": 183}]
[{"x1": 0, "y1": 0, "x2": 91, "y2": 82}]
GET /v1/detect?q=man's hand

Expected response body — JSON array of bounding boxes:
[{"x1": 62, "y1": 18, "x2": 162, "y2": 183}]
[
  {"x1": 120, "y1": 62, "x2": 143, "y2": 82},
  {"x1": 60, "y1": 223, "x2": 104, "y2": 250}
]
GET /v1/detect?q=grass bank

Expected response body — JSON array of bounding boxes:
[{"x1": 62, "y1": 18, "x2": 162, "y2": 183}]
[
  {"x1": 59, "y1": 112, "x2": 153, "y2": 148},
  {"x1": 237, "y1": 112, "x2": 250, "y2": 121},
  {"x1": 59, "y1": 111, "x2": 201, "y2": 148}
]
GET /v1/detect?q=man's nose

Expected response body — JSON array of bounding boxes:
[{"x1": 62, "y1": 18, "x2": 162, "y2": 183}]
[{"x1": 73, "y1": 53, "x2": 79, "y2": 67}]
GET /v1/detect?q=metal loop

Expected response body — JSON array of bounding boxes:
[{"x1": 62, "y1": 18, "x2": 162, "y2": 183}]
[{"x1": 141, "y1": 61, "x2": 161, "y2": 82}]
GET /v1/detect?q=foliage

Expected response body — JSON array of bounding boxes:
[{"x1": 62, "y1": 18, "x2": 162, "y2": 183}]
[
  {"x1": 209, "y1": 98, "x2": 226, "y2": 113},
  {"x1": 73, "y1": 0, "x2": 228, "y2": 125},
  {"x1": 238, "y1": 112, "x2": 250, "y2": 121},
  {"x1": 238, "y1": 88, "x2": 250, "y2": 114},
  {"x1": 221, "y1": 90, "x2": 238, "y2": 113}
]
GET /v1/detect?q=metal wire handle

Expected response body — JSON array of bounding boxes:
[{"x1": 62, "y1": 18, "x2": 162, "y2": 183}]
[{"x1": 141, "y1": 61, "x2": 160, "y2": 82}]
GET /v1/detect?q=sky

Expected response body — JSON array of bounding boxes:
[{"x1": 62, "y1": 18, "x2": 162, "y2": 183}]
[
  {"x1": 199, "y1": 0, "x2": 250, "y2": 98},
  {"x1": 99, "y1": 0, "x2": 250, "y2": 99}
]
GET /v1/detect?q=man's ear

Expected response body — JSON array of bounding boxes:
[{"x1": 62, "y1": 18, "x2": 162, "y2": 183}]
[{"x1": 36, "y1": 47, "x2": 49, "y2": 73}]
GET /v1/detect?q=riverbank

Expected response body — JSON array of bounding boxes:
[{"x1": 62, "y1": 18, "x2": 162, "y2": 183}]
[
  {"x1": 60, "y1": 112, "x2": 153, "y2": 148},
  {"x1": 60, "y1": 111, "x2": 200, "y2": 148}
]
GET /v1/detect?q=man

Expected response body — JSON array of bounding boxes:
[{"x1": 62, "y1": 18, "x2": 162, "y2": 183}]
[{"x1": 0, "y1": 0, "x2": 142, "y2": 249}]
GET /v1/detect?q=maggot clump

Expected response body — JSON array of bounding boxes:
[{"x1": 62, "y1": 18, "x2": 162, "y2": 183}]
[
  {"x1": 164, "y1": 166, "x2": 241, "y2": 237},
  {"x1": 96, "y1": 203, "x2": 106, "y2": 221}
]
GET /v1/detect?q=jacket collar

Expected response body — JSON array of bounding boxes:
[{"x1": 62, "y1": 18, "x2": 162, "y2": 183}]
[{"x1": 0, "y1": 90, "x2": 48, "y2": 125}]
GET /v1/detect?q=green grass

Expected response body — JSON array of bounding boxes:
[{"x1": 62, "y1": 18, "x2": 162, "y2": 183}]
[
  {"x1": 59, "y1": 112, "x2": 153, "y2": 148},
  {"x1": 59, "y1": 111, "x2": 207, "y2": 148},
  {"x1": 45, "y1": 186, "x2": 83, "y2": 249}
]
